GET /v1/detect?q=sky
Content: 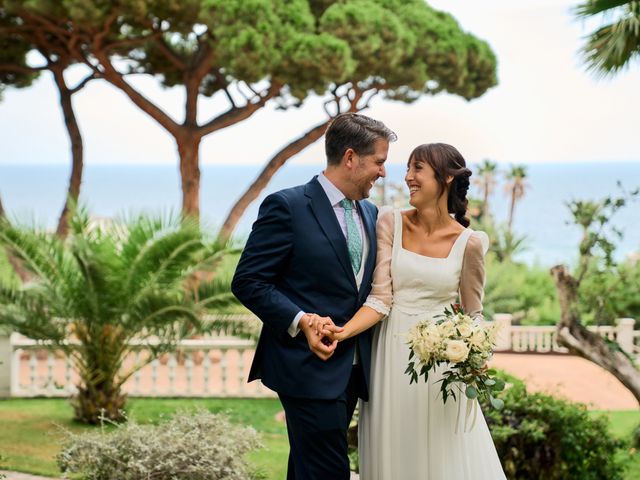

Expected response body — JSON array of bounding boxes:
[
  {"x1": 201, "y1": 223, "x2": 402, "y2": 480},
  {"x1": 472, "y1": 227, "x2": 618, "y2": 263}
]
[{"x1": 0, "y1": 0, "x2": 638, "y2": 168}]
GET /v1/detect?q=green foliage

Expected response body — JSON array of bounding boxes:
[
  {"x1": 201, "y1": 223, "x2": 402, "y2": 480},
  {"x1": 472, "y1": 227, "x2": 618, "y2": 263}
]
[
  {"x1": 319, "y1": 1, "x2": 415, "y2": 81},
  {"x1": 575, "y1": 0, "x2": 640, "y2": 76},
  {"x1": 484, "y1": 254, "x2": 560, "y2": 325},
  {"x1": 204, "y1": 0, "x2": 322, "y2": 87},
  {"x1": 57, "y1": 409, "x2": 262, "y2": 480},
  {"x1": 578, "y1": 258, "x2": 640, "y2": 325},
  {"x1": 567, "y1": 186, "x2": 640, "y2": 325},
  {"x1": 0, "y1": 6, "x2": 40, "y2": 96},
  {"x1": 633, "y1": 422, "x2": 640, "y2": 449},
  {"x1": 476, "y1": 218, "x2": 528, "y2": 263},
  {"x1": 481, "y1": 373, "x2": 627, "y2": 480},
  {"x1": 0, "y1": 207, "x2": 242, "y2": 423}
]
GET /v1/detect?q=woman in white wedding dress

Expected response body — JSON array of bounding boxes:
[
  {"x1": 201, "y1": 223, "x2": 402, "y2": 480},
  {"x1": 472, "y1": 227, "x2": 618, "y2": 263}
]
[{"x1": 319, "y1": 143, "x2": 506, "y2": 479}]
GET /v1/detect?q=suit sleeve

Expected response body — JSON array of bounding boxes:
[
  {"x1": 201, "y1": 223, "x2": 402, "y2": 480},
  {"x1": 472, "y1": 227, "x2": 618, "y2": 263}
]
[{"x1": 231, "y1": 192, "x2": 302, "y2": 336}]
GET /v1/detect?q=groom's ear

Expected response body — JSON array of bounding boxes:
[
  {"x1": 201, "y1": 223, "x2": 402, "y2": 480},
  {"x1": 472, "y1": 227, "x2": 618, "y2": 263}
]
[{"x1": 343, "y1": 148, "x2": 356, "y2": 169}]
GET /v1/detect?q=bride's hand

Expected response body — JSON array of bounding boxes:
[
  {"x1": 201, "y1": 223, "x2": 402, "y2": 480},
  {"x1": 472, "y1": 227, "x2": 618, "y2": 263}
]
[{"x1": 307, "y1": 314, "x2": 344, "y2": 341}]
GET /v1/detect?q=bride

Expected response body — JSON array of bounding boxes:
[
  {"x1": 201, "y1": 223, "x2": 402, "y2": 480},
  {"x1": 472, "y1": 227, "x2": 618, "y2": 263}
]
[{"x1": 315, "y1": 143, "x2": 506, "y2": 479}]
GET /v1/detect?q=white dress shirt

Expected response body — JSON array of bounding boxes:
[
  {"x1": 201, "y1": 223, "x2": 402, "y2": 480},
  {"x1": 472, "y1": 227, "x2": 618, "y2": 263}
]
[{"x1": 287, "y1": 173, "x2": 370, "y2": 337}]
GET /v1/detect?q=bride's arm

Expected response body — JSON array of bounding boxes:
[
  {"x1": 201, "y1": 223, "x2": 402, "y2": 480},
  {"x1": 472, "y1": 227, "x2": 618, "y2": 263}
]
[
  {"x1": 330, "y1": 306, "x2": 385, "y2": 341},
  {"x1": 321, "y1": 208, "x2": 394, "y2": 341},
  {"x1": 459, "y1": 232, "x2": 489, "y2": 322}
]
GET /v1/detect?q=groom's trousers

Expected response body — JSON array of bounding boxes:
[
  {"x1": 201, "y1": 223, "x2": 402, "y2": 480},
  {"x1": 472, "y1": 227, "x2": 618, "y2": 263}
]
[{"x1": 278, "y1": 364, "x2": 366, "y2": 480}]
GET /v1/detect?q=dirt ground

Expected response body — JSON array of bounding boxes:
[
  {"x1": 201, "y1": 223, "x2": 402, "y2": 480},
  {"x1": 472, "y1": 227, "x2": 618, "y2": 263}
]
[{"x1": 489, "y1": 352, "x2": 637, "y2": 410}]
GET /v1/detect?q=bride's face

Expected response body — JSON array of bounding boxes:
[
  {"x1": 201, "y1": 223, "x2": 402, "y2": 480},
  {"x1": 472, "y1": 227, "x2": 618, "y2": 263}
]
[{"x1": 405, "y1": 156, "x2": 446, "y2": 207}]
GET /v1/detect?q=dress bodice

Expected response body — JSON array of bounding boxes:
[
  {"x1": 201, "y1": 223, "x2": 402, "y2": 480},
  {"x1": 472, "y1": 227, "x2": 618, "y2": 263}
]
[{"x1": 390, "y1": 209, "x2": 473, "y2": 315}]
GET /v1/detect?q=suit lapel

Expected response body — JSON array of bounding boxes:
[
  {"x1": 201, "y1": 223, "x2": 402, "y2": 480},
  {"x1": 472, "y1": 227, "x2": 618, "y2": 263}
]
[{"x1": 305, "y1": 178, "x2": 358, "y2": 292}]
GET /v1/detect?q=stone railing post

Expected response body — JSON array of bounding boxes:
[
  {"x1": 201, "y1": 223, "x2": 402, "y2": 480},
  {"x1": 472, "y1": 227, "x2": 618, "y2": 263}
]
[
  {"x1": 493, "y1": 313, "x2": 513, "y2": 351},
  {"x1": 0, "y1": 331, "x2": 12, "y2": 397},
  {"x1": 616, "y1": 318, "x2": 636, "y2": 354}
]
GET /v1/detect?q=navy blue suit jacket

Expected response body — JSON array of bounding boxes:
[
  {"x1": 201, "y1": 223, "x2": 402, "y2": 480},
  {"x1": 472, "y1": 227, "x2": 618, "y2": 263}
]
[{"x1": 231, "y1": 177, "x2": 378, "y2": 400}]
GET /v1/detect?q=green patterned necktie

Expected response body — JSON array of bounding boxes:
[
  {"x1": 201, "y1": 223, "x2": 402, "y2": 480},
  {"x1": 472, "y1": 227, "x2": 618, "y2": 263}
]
[{"x1": 339, "y1": 198, "x2": 363, "y2": 274}]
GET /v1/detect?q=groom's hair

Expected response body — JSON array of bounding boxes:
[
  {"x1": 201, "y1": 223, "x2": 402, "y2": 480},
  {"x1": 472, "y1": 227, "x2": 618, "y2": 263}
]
[{"x1": 325, "y1": 113, "x2": 397, "y2": 166}]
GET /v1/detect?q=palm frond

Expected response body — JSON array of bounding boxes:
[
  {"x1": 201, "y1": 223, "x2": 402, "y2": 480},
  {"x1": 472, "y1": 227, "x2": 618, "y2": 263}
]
[
  {"x1": 575, "y1": 0, "x2": 634, "y2": 18},
  {"x1": 577, "y1": 0, "x2": 640, "y2": 75},
  {"x1": 201, "y1": 314, "x2": 262, "y2": 341},
  {"x1": 122, "y1": 216, "x2": 203, "y2": 293},
  {"x1": 0, "y1": 223, "x2": 65, "y2": 286}
]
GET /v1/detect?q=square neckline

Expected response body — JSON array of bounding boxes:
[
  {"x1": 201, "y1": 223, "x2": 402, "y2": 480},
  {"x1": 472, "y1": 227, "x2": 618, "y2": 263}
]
[{"x1": 397, "y1": 210, "x2": 469, "y2": 260}]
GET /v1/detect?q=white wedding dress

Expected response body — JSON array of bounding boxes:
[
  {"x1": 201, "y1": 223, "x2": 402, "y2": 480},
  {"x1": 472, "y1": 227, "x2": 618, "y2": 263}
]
[{"x1": 359, "y1": 208, "x2": 506, "y2": 479}]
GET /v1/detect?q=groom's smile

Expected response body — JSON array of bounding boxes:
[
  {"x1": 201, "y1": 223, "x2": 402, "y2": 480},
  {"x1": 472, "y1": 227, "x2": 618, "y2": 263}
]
[{"x1": 352, "y1": 138, "x2": 389, "y2": 199}]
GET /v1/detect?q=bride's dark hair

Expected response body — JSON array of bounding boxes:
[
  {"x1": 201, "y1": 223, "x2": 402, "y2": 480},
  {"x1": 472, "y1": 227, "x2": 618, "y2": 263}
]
[{"x1": 408, "y1": 143, "x2": 472, "y2": 227}]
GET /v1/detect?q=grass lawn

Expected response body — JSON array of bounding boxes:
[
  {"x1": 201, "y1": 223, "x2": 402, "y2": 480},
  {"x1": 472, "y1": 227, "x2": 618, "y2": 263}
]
[
  {"x1": 0, "y1": 398, "x2": 638, "y2": 479},
  {"x1": 0, "y1": 397, "x2": 288, "y2": 479},
  {"x1": 591, "y1": 410, "x2": 640, "y2": 480}
]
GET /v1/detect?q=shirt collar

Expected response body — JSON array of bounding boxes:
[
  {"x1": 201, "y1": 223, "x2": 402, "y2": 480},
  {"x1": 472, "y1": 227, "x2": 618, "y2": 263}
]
[{"x1": 318, "y1": 172, "x2": 348, "y2": 207}]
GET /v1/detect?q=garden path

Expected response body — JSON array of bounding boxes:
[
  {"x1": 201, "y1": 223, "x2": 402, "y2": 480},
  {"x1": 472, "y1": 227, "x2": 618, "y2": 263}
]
[{"x1": 490, "y1": 353, "x2": 637, "y2": 410}]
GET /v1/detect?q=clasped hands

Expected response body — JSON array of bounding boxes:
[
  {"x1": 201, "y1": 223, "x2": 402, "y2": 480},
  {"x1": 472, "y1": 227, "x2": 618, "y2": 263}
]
[{"x1": 300, "y1": 313, "x2": 345, "y2": 361}]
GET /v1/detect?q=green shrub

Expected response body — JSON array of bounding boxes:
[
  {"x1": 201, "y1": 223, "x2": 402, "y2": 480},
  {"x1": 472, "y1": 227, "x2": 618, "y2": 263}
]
[
  {"x1": 484, "y1": 254, "x2": 561, "y2": 325},
  {"x1": 578, "y1": 260, "x2": 640, "y2": 326},
  {"x1": 481, "y1": 373, "x2": 627, "y2": 479},
  {"x1": 57, "y1": 409, "x2": 262, "y2": 480},
  {"x1": 632, "y1": 422, "x2": 640, "y2": 450}
]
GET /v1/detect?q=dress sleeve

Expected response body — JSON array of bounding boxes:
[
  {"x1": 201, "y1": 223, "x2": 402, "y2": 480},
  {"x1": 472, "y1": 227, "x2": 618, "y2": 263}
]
[
  {"x1": 363, "y1": 207, "x2": 395, "y2": 316},
  {"x1": 459, "y1": 231, "x2": 490, "y2": 323}
]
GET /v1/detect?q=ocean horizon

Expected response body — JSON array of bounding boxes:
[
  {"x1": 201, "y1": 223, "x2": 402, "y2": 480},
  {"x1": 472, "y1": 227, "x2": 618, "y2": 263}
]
[{"x1": 1, "y1": 161, "x2": 639, "y2": 267}]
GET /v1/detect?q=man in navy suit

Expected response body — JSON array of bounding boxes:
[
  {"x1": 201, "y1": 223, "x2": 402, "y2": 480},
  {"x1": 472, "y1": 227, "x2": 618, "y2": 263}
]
[{"x1": 232, "y1": 113, "x2": 396, "y2": 479}]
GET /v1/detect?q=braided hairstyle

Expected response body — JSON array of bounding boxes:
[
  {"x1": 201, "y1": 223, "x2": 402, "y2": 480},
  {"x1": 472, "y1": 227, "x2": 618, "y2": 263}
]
[{"x1": 408, "y1": 143, "x2": 472, "y2": 227}]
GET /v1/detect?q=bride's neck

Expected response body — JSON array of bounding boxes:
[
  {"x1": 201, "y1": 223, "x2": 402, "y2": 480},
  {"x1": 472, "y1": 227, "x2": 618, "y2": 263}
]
[{"x1": 412, "y1": 201, "x2": 454, "y2": 234}]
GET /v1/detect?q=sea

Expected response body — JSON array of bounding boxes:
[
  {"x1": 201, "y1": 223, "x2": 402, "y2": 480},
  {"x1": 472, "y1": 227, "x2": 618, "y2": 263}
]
[{"x1": 0, "y1": 161, "x2": 638, "y2": 267}]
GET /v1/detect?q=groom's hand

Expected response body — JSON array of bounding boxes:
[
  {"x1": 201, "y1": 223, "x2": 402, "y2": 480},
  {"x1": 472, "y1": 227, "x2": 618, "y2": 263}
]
[
  {"x1": 307, "y1": 314, "x2": 344, "y2": 338},
  {"x1": 300, "y1": 313, "x2": 337, "y2": 361}
]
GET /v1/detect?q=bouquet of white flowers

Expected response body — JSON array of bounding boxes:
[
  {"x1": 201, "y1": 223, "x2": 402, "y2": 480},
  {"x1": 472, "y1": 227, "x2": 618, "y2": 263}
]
[{"x1": 404, "y1": 304, "x2": 505, "y2": 410}]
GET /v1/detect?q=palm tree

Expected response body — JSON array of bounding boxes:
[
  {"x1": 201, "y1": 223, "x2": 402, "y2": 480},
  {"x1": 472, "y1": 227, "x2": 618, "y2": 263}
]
[
  {"x1": 473, "y1": 159, "x2": 498, "y2": 220},
  {"x1": 504, "y1": 165, "x2": 528, "y2": 232},
  {"x1": 494, "y1": 224, "x2": 528, "y2": 263},
  {"x1": 576, "y1": 0, "x2": 640, "y2": 76},
  {"x1": 0, "y1": 208, "x2": 241, "y2": 423}
]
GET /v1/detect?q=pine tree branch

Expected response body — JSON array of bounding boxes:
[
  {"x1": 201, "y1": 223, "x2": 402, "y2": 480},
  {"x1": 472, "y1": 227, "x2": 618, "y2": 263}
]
[
  {"x1": 92, "y1": 50, "x2": 179, "y2": 136},
  {"x1": 197, "y1": 83, "x2": 280, "y2": 136}
]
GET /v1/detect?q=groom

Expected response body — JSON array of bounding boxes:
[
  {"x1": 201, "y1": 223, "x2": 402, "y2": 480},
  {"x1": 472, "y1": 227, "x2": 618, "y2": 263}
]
[{"x1": 231, "y1": 113, "x2": 396, "y2": 479}]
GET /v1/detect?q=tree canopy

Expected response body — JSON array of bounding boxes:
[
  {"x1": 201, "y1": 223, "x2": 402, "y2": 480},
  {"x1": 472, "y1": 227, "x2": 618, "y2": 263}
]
[
  {"x1": 1, "y1": 0, "x2": 498, "y2": 233},
  {"x1": 219, "y1": 0, "x2": 498, "y2": 239}
]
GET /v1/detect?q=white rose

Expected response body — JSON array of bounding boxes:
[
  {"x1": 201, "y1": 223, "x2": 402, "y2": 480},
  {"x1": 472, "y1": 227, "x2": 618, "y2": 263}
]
[
  {"x1": 468, "y1": 328, "x2": 486, "y2": 349},
  {"x1": 456, "y1": 323, "x2": 473, "y2": 338},
  {"x1": 437, "y1": 320, "x2": 456, "y2": 338},
  {"x1": 414, "y1": 343, "x2": 432, "y2": 363},
  {"x1": 424, "y1": 323, "x2": 441, "y2": 343},
  {"x1": 444, "y1": 340, "x2": 470, "y2": 363}
]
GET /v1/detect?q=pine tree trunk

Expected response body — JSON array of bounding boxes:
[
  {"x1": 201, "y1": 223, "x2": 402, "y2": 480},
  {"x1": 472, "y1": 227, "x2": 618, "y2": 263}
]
[
  {"x1": 217, "y1": 120, "x2": 330, "y2": 242},
  {"x1": 52, "y1": 66, "x2": 84, "y2": 238},
  {"x1": 551, "y1": 265, "x2": 640, "y2": 405},
  {"x1": 177, "y1": 132, "x2": 202, "y2": 219}
]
